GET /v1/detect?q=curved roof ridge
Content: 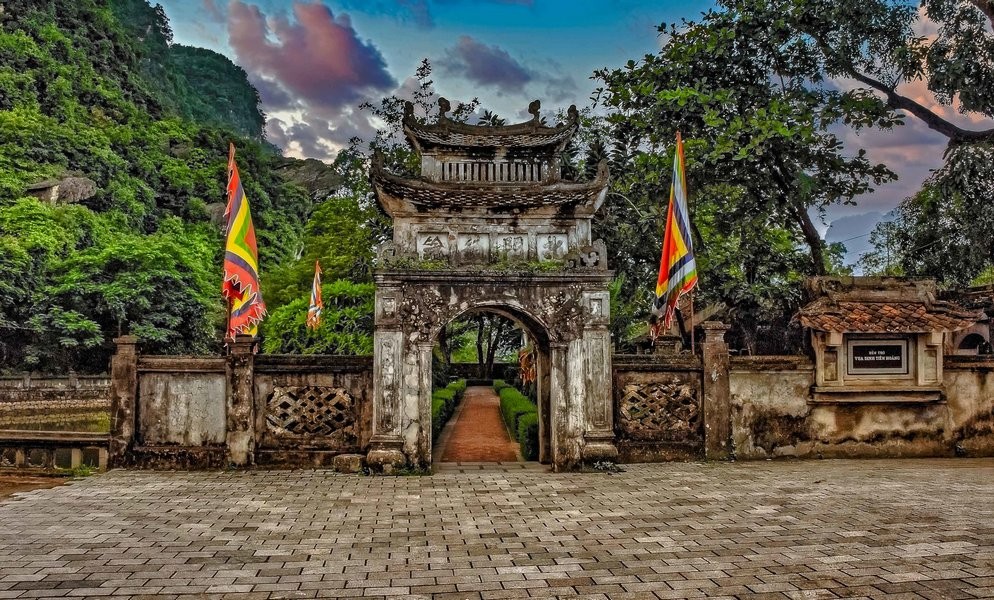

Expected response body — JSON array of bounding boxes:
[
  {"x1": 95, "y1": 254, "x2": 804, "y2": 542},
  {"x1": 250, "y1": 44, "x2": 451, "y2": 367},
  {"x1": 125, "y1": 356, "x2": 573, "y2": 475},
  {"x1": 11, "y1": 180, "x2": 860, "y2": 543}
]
[{"x1": 402, "y1": 99, "x2": 579, "y2": 150}]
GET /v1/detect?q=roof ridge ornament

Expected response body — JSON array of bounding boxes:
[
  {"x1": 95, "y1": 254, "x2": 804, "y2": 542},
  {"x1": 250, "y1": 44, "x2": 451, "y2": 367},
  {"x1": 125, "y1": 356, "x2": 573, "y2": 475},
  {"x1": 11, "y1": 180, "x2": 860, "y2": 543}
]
[
  {"x1": 528, "y1": 99, "x2": 541, "y2": 127},
  {"x1": 438, "y1": 97, "x2": 451, "y2": 122}
]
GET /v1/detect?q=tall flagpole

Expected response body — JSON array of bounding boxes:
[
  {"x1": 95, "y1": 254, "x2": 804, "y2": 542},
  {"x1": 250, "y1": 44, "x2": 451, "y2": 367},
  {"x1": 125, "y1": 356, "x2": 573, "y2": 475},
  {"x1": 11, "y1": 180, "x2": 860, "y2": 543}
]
[{"x1": 690, "y1": 290, "x2": 695, "y2": 354}]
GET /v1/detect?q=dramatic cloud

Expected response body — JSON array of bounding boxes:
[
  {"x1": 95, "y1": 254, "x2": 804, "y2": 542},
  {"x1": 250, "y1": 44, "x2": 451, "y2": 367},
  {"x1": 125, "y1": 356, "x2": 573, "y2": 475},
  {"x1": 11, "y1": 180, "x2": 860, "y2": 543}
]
[
  {"x1": 225, "y1": 1, "x2": 397, "y2": 159},
  {"x1": 439, "y1": 36, "x2": 534, "y2": 93},
  {"x1": 228, "y1": 1, "x2": 395, "y2": 108}
]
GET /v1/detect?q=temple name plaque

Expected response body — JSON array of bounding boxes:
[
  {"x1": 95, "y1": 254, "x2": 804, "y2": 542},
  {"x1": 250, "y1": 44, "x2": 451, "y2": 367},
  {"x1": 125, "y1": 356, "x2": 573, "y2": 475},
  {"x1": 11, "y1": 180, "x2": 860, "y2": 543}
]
[{"x1": 846, "y1": 339, "x2": 909, "y2": 375}]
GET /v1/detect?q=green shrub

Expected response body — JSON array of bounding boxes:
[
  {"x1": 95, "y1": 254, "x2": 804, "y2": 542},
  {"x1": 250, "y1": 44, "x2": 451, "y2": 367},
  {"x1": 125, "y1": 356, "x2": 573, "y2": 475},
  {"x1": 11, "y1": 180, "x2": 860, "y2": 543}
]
[
  {"x1": 431, "y1": 379, "x2": 468, "y2": 442},
  {"x1": 431, "y1": 396, "x2": 448, "y2": 440},
  {"x1": 434, "y1": 388, "x2": 456, "y2": 403},
  {"x1": 498, "y1": 386, "x2": 537, "y2": 433},
  {"x1": 492, "y1": 379, "x2": 509, "y2": 393},
  {"x1": 517, "y1": 412, "x2": 539, "y2": 460}
]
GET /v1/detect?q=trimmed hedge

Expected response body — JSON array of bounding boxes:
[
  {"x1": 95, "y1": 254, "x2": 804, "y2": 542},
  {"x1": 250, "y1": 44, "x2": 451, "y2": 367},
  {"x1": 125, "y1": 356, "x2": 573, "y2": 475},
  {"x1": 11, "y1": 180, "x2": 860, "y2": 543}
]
[
  {"x1": 517, "y1": 412, "x2": 539, "y2": 460},
  {"x1": 498, "y1": 387, "x2": 535, "y2": 432},
  {"x1": 431, "y1": 379, "x2": 467, "y2": 442},
  {"x1": 495, "y1": 381, "x2": 539, "y2": 461}
]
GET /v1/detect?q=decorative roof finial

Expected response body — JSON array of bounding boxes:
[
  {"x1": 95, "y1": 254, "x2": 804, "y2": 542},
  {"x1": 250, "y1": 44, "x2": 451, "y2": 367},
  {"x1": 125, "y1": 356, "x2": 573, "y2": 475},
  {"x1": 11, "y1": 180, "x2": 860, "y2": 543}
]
[
  {"x1": 528, "y1": 100, "x2": 541, "y2": 122},
  {"x1": 403, "y1": 101, "x2": 414, "y2": 122},
  {"x1": 438, "y1": 97, "x2": 451, "y2": 120},
  {"x1": 567, "y1": 104, "x2": 579, "y2": 122}
]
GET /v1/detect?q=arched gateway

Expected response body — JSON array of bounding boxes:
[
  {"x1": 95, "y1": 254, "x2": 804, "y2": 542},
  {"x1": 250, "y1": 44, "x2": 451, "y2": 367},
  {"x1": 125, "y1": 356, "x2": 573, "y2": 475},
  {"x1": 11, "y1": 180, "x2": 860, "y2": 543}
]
[{"x1": 366, "y1": 99, "x2": 618, "y2": 471}]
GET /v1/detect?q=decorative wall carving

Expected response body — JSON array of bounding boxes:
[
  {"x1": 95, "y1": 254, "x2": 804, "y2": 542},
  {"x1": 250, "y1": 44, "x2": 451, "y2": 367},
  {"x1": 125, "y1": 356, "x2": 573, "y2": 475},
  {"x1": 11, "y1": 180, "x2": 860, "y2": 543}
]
[
  {"x1": 617, "y1": 381, "x2": 701, "y2": 443},
  {"x1": 540, "y1": 288, "x2": 588, "y2": 342},
  {"x1": 564, "y1": 239, "x2": 608, "y2": 270},
  {"x1": 536, "y1": 234, "x2": 568, "y2": 261},
  {"x1": 266, "y1": 386, "x2": 356, "y2": 442},
  {"x1": 417, "y1": 233, "x2": 449, "y2": 259},
  {"x1": 398, "y1": 287, "x2": 447, "y2": 336}
]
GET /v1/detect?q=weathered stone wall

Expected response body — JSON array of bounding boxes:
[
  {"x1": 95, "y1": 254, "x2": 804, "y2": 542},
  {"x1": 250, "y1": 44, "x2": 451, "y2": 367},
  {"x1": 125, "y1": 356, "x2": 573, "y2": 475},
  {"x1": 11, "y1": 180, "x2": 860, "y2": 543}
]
[
  {"x1": 254, "y1": 355, "x2": 373, "y2": 466},
  {"x1": 944, "y1": 357, "x2": 994, "y2": 454},
  {"x1": 730, "y1": 355, "x2": 994, "y2": 459},
  {"x1": 613, "y1": 354, "x2": 704, "y2": 462},
  {"x1": 110, "y1": 337, "x2": 375, "y2": 469}
]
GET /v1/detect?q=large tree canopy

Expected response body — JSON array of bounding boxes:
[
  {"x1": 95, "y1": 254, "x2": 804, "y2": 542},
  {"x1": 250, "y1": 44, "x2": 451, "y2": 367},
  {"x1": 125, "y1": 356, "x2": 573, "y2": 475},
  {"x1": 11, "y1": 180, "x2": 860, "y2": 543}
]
[
  {"x1": 702, "y1": 0, "x2": 994, "y2": 284},
  {"x1": 593, "y1": 0, "x2": 994, "y2": 349},
  {"x1": 593, "y1": 0, "x2": 898, "y2": 350}
]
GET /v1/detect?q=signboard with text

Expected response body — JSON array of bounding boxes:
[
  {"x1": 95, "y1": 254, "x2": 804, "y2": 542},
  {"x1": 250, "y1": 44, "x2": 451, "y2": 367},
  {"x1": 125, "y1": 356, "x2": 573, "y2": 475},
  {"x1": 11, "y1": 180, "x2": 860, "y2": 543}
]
[{"x1": 847, "y1": 339, "x2": 909, "y2": 375}]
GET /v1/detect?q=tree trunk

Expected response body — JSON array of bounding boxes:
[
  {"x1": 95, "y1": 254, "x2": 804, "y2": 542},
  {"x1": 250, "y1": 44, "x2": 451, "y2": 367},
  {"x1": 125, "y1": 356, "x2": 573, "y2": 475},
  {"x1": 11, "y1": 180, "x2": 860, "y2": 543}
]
[
  {"x1": 485, "y1": 320, "x2": 505, "y2": 379},
  {"x1": 475, "y1": 317, "x2": 485, "y2": 379},
  {"x1": 795, "y1": 204, "x2": 827, "y2": 275}
]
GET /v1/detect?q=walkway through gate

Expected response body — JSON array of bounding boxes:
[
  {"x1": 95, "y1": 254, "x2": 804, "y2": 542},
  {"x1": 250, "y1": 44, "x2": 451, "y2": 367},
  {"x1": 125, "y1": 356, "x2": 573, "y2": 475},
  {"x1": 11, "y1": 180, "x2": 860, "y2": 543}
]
[{"x1": 435, "y1": 386, "x2": 518, "y2": 463}]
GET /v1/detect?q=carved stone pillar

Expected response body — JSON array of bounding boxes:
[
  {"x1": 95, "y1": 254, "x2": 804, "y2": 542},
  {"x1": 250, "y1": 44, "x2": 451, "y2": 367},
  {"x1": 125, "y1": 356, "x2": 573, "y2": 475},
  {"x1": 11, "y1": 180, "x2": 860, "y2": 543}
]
[
  {"x1": 367, "y1": 330, "x2": 406, "y2": 471},
  {"x1": 226, "y1": 335, "x2": 257, "y2": 466},
  {"x1": 701, "y1": 321, "x2": 732, "y2": 460},
  {"x1": 108, "y1": 335, "x2": 139, "y2": 467},
  {"x1": 582, "y1": 328, "x2": 618, "y2": 462}
]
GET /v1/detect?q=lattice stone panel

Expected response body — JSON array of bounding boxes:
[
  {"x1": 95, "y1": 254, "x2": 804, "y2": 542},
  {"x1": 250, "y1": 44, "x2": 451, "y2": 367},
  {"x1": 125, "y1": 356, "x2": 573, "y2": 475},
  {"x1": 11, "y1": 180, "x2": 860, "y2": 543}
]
[
  {"x1": 617, "y1": 381, "x2": 702, "y2": 443},
  {"x1": 266, "y1": 386, "x2": 356, "y2": 440}
]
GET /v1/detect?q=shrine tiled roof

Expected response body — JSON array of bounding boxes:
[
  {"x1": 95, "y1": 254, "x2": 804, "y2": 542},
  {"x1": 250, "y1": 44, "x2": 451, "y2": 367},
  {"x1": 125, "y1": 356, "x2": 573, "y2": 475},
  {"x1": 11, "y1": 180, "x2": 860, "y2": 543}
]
[
  {"x1": 797, "y1": 299, "x2": 982, "y2": 333},
  {"x1": 402, "y1": 99, "x2": 579, "y2": 150},
  {"x1": 371, "y1": 159, "x2": 608, "y2": 210}
]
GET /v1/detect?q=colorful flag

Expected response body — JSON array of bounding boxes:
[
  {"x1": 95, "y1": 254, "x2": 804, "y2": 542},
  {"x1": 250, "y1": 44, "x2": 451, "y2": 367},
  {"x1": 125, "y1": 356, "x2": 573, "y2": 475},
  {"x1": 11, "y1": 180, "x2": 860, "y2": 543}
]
[
  {"x1": 222, "y1": 143, "x2": 266, "y2": 337},
  {"x1": 307, "y1": 260, "x2": 322, "y2": 330},
  {"x1": 652, "y1": 131, "x2": 697, "y2": 335}
]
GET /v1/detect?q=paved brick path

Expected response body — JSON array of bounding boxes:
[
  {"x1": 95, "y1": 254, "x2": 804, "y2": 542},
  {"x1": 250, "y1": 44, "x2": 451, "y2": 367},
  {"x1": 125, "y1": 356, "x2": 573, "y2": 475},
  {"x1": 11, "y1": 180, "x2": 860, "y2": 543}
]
[
  {"x1": 438, "y1": 386, "x2": 519, "y2": 463},
  {"x1": 1, "y1": 459, "x2": 993, "y2": 599}
]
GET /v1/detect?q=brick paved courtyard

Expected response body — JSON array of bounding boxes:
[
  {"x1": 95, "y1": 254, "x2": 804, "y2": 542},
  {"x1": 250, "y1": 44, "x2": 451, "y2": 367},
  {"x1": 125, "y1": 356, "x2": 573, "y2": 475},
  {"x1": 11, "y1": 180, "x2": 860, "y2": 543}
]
[{"x1": 1, "y1": 459, "x2": 992, "y2": 599}]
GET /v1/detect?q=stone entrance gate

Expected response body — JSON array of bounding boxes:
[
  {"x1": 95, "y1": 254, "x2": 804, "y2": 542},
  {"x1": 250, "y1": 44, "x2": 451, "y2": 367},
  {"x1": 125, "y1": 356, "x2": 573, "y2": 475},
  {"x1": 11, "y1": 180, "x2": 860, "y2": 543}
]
[{"x1": 365, "y1": 100, "x2": 618, "y2": 471}]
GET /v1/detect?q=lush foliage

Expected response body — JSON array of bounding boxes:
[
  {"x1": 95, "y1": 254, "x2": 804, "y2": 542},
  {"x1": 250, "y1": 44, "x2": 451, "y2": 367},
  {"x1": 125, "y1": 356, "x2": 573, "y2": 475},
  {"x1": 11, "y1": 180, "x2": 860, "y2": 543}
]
[
  {"x1": 107, "y1": 0, "x2": 266, "y2": 139},
  {"x1": 592, "y1": 0, "x2": 993, "y2": 349},
  {"x1": 634, "y1": 0, "x2": 994, "y2": 287},
  {"x1": 517, "y1": 412, "x2": 539, "y2": 461},
  {"x1": 261, "y1": 280, "x2": 374, "y2": 355},
  {"x1": 0, "y1": 0, "x2": 312, "y2": 372}
]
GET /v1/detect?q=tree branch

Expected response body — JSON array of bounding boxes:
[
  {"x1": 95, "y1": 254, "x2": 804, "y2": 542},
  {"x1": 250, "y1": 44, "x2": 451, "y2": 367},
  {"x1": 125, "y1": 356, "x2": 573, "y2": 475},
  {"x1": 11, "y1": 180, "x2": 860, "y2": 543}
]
[
  {"x1": 807, "y1": 30, "x2": 994, "y2": 143},
  {"x1": 967, "y1": 0, "x2": 994, "y2": 29}
]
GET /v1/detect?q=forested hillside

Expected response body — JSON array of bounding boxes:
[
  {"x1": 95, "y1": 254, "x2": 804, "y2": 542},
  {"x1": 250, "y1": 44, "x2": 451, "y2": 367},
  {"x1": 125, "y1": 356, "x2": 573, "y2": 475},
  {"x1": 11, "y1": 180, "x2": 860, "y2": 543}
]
[{"x1": 0, "y1": 0, "x2": 316, "y2": 373}]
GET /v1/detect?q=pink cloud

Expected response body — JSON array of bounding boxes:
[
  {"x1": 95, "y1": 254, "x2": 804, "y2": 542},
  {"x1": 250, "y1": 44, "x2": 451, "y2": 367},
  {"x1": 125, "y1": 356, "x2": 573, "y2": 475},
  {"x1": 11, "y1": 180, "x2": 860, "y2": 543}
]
[
  {"x1": 227, "y1": 1, "x2": 394, "y2": 109},
  {"x1": 440, "y1": 36, "x2": 534, "y2": 92}
]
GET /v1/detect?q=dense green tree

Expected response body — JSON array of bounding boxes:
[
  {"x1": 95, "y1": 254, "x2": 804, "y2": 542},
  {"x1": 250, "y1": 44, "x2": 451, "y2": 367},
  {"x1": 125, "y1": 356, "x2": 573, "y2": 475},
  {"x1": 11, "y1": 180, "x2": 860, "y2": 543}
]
[
  {"x1": 593, "y1": 1, "x2": 895, "y2": 350},
  {"x1": 262, "y1": 281, "x2": 374, "y2": 355},
  {"x1": 662, "y1": 0, "x2": 994, "y2": 285},
  {"x1": 0, "y1": 0, "x2": 310, "y2": 372}
]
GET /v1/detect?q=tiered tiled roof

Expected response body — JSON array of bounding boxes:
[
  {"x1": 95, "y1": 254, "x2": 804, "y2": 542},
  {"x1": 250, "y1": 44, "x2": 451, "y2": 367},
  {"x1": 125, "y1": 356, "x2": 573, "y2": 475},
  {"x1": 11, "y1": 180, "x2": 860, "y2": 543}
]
[
  {"x1": 402, "y1": 99, "x2": 578, "y2": 151},
  {"x1": 797, "y1": 298, "x2": 982, "y2": 333}
]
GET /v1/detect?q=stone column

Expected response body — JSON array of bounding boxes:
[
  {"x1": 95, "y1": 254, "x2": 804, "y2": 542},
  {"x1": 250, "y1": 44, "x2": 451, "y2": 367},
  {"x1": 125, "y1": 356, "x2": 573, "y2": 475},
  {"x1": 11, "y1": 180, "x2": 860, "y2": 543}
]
[
  {"x1": 366, "y1": 331, "x2": 406, "y2": 471},
  {"x1": 701, "y1": 321, "x2": 732, "y2": 460},
  {"x1": 582, "y1": 329, "x2": 618, "y2": 463},
  {"x1": 226, "y1": 335, "x2": 257, "y2": 466},
  {"x1": 108, "y1": 335, "x2": 139, "y2": 467}
]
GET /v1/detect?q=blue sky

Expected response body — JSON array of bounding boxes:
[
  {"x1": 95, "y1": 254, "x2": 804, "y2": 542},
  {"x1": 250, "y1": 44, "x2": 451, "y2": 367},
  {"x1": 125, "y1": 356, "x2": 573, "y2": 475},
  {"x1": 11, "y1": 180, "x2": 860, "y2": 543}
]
[{"x1": 158, "y1": 0, "x2": 955, "y2": 250}]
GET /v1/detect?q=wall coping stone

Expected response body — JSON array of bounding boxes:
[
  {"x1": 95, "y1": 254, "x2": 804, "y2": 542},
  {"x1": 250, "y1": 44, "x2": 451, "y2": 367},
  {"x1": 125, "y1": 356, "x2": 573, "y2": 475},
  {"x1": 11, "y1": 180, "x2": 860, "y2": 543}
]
[
  {"x1": 730, "y1": 355, "x2": 814, "y2": 372},
  {"x1": 945, "y1": 356, "x2": 994, "y2": 371}
]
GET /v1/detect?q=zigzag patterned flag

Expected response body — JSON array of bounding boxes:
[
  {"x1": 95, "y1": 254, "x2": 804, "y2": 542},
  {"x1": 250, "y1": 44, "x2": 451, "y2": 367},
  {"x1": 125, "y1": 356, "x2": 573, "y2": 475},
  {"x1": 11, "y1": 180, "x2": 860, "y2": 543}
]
[
  {"x1": 306, "y1": 260, "x2": 322, "y2": 330},
  {"x1": 223, "y1": 143, "x2": 266, "y2": 337},
  {"x1": 652, "y1": 131, "x2": 697, "y2": 334}
]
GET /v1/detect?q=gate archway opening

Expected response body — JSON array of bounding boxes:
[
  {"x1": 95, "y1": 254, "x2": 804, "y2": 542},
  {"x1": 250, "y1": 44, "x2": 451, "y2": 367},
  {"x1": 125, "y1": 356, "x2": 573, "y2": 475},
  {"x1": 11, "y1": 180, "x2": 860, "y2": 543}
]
[{"x1": 431, "y1": 306, "x2": 553, "y2": 464}]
